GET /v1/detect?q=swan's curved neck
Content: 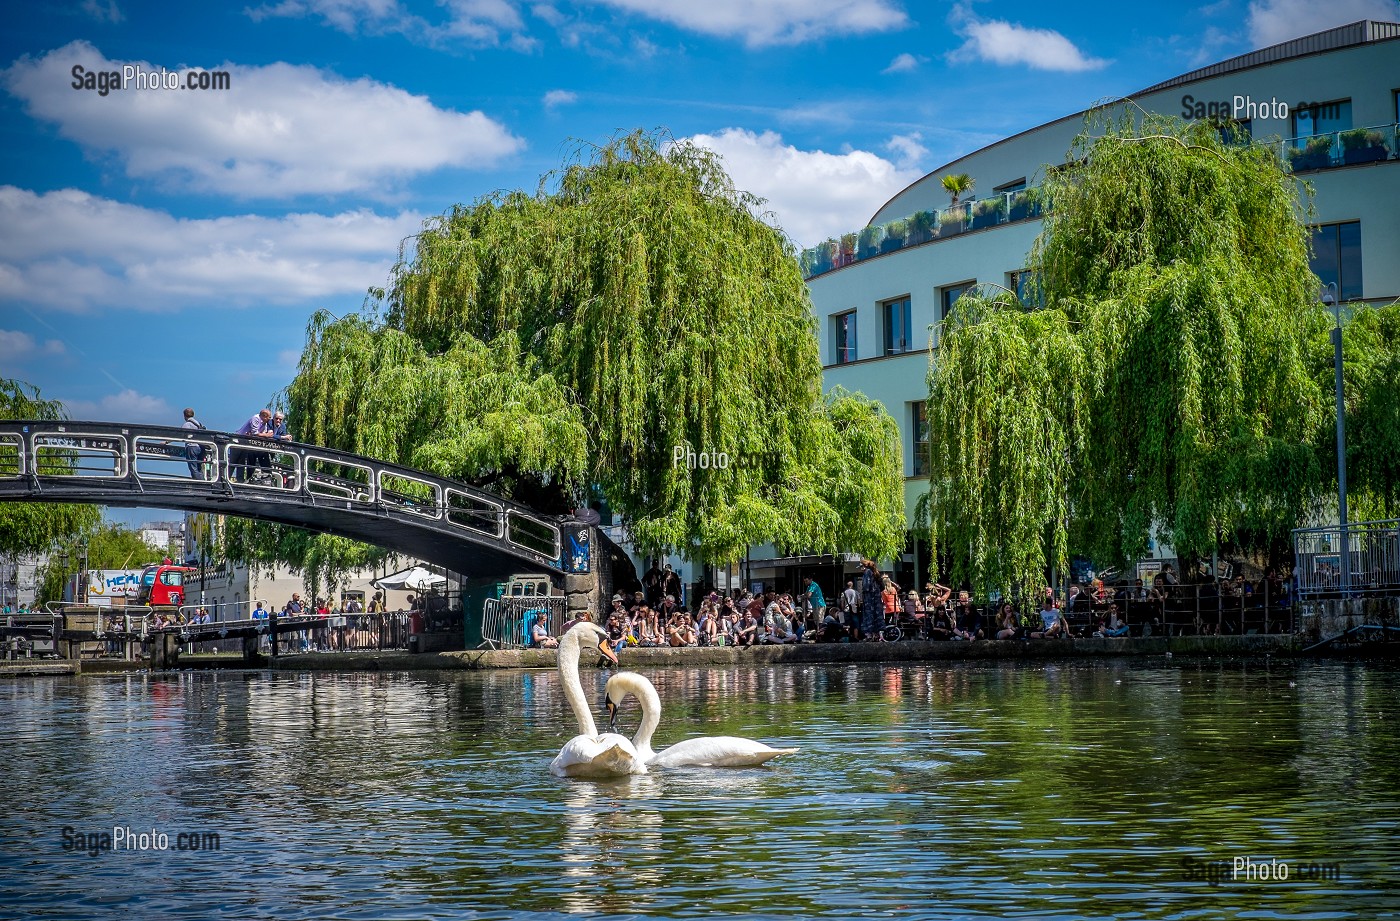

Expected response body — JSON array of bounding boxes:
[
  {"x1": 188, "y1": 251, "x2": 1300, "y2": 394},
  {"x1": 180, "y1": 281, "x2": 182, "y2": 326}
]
[
  {"x1": 618, "y1": 673, "x2": 662, "y2": 759},
  {"x1": 558, "y1": 630, "x2": 597, "y2": 736}
]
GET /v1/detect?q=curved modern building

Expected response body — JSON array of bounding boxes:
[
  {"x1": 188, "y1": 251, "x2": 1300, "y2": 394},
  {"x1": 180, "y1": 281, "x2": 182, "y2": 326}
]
[{"x1": 764, "y1": 19, "x2": 1400, "y2": 590}]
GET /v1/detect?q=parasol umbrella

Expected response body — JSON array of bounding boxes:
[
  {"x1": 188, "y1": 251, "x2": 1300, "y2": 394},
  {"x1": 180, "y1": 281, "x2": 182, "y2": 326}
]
[{"x1": 373, "y1": 566, "x2": 447, "y2": 591}]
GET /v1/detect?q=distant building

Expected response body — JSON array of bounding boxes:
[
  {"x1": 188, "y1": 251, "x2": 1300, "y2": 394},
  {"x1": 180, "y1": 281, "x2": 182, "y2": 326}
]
[
  {"x1": 0, "y1": 551, "x2": 44, "y2": 609},
  {"x1": 139, "y1": 528, "x2": 170, "y2": 552}
]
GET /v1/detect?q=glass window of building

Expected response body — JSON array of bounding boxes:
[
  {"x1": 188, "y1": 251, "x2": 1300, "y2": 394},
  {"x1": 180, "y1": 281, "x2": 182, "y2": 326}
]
[
  {"x1": 833, "y1": 310, "x2": 857, "y2": 364},
  {"x1": 941, "y1": 282, "x2": 975, "y2": 321},
  {"x1": 1310, "y1": 222, "x2": 1363, "y2": 302},
  {"x1": 883, "y1": 296, "x2": 912, "y2": 355},
  {"x1": 1293, "y1": 99, "x2": 1352, "y2": 138},
  {"x1": 1010, "y1": 270, "x2": 1044, "y2": 308},
  {"x1": 910, "y1": 401, "x2": 929, "y2": 477}
]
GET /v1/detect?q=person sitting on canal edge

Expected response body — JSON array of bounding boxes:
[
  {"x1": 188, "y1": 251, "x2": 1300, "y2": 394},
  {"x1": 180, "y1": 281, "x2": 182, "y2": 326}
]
[
  {"x1": 529, "y1": 612, "x2": 559, "y2": 649},
  {"x1": 1032, "y1": 596, "x2": 1070, "y2": 639}
]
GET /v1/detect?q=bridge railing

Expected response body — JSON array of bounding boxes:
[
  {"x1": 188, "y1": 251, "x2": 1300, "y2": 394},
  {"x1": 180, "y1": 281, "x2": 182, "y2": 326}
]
[{"x1": 0, "y1": 420, "x2": 579, "y2": 573}]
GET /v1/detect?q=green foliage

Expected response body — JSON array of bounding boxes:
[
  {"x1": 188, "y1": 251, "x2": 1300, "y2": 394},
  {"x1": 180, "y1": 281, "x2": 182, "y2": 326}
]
[
  {"x1": 923, "y1": 298, "x2": 1085, "y2": 601},
  {"x1": 256, "y1": 132, "x2": 904, "y2": 571},
  {"x1": 221, "y1": 518, "x2": 387, "y2": 604},
  {"x1": 1312, "y1": 300, "x2": 1400, "y2": 519},
  {"x1": 940, "y1": 173, "x2": 974, "y2": 207},
  {"x1": 35, "y1": 523, "x2": 160, "y2": 604},
  {"x1": 926, "y1": 110, "x2": 1330, "y2": 595},
  {"x1": 0, "y1": 378, "x2": 100, "y2": 554}
]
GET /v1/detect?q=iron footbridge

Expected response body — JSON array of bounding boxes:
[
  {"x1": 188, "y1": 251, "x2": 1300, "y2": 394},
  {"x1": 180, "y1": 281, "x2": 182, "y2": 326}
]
[{"x1": 0, "y1": 420, "x2": 593, "y2": 580}]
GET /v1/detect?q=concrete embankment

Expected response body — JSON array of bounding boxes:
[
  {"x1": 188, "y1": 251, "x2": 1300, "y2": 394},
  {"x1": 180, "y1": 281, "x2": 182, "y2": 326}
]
[
  {"x1": 266, "y1": 633, "x2": 1304, "y2": 671},
  {"x1": 0, "y1": 659, "x2": 81, "y2": 678},
  {"x1": 0, "y1": 634, "x2": 1349, "y2": 677}
]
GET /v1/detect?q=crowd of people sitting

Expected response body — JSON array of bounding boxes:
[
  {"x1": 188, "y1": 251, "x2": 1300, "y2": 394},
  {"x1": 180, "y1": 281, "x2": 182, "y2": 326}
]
[{"x1": 526, "y1": 560, "x2": 1292, "y2": 649}]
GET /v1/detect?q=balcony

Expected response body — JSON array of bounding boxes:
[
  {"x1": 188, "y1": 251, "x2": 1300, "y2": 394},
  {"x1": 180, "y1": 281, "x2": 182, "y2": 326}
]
[
  {"x1": 800, "y1": 121, "x2": 1400, "y2": 281},
  {"x1": 800, "y1": 187, "x2": 1045, "y2": 279},
  {"x1": 1276, "y1": 124, "x2": 1400, "y2": 172}
]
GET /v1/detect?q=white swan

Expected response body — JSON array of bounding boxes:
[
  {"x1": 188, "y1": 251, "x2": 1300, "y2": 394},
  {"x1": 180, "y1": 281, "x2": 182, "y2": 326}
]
[
  {"x1": 549, "y1": 623, "x2": 648, "y2": 778},
  {"x1": 604, "y1": 671, "x2": 798, "y2": 768}
]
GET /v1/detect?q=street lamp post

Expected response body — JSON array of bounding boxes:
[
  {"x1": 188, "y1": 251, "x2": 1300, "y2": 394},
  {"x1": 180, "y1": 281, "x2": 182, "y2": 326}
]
[{"x1": 1323, "y1": 282, "x2": 1349, "y2": 597}]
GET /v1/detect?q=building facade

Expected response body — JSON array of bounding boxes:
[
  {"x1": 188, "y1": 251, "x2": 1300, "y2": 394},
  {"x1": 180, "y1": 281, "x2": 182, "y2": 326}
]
[{"x1": 789, "y1": 20, "x2": 1400, "y2": 589}]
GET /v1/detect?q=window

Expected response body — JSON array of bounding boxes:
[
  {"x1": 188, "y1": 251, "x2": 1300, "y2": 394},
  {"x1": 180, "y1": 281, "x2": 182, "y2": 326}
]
[
  {"x1": 994, "y1": 178, "x2": 1027, "y2": 193},
  {"x1": 1310, "y1": 222, "x2": 1363, "y2": 302},
  {"x1": 1010, "y1": 270, "x2": 1044, "y2": 308},
  {"x1": 883, "y1": 296, "x2": 912, "y2": 355},
  {"x1": 941, "y1": 282, "x2": 975, "y2": 321},
  {"x1": 1220, "y1": 119, "x2": 1251, "y2": 143},
  {"x1": 1293, "y1": 99, "x2": 1351, "y2": 138},
  {"x1": 910, "y1": 401, "x2": 929, "y2": 477},
  {"x1": 833, "y1": 310, "x2": 857, "y2": 364}
]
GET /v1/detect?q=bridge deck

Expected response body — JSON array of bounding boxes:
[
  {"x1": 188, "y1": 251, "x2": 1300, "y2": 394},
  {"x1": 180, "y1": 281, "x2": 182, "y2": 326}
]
[{"x1": 0, "y1": 420, "x2": 594, "y2": 579}]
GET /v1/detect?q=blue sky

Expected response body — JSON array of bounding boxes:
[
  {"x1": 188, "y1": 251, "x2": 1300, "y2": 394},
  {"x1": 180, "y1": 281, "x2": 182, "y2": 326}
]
[{"x1": 2, "y1": 0, "x2": 1395, "y2": 458}]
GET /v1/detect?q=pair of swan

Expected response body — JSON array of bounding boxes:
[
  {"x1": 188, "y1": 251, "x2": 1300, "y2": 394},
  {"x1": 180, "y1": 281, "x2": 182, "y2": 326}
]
[{"x1": 547, "y1": 623, "x2": 797, "y2": 777}]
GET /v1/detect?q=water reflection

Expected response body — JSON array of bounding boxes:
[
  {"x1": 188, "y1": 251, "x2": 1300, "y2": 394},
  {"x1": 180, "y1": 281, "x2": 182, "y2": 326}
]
[{"x1": 1, "y1": 662, "x2": 1397, "y2": 919}]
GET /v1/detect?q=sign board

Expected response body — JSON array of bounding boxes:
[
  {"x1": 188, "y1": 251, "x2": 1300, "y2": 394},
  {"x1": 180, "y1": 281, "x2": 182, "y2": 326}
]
[{"x1": 85, "y1": 569, "x2": 143, "y2": 606}]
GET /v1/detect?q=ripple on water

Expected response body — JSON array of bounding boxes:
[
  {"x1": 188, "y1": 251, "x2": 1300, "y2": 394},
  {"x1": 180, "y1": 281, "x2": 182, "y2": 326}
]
[{"x1": 1, "y1": 662, "x2": 1398, "y2": 919}]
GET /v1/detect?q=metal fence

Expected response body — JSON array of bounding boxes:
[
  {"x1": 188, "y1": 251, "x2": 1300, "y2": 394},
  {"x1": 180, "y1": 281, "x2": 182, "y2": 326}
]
[
  {"x1": 263, "y1": 612, "x2": 413, "y2": 654},
  {"x1": 481, "y1": 596, "x2": 568, "y2": 649},
  {"x1": 1293, "y1": 520, "x2": 1400, "y2": 598}
]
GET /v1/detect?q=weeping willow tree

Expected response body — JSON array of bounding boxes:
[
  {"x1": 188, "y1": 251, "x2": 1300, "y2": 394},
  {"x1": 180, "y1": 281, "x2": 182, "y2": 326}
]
[
  {"x1": 924, "y1": 110, "x2": 1330, "y2": 598},
  {"x1": 229, "y1": 132, "x2": 905, "y2": 578},
  {"x1": 922, "y1": 302, "x2": 1086, "y2": 599},
  {"x1": 1312, "y1": 299, "x2": 1400, "y2": 521},
  {"x1": 0, "y1": 378, "x2": 100, "y2": 554}
]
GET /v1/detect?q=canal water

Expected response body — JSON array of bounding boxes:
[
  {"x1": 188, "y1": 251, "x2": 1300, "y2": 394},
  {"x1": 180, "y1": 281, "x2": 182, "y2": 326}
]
[{"x1": 1, "y1": 662, "x2": 1396, "y2": 920}]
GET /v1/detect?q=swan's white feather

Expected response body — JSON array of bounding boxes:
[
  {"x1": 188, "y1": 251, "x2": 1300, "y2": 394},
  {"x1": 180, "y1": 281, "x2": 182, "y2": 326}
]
[
  {"x1": 647, "y1": 735, "x2": 799, "y2": 769},
  {"x1": 550, "y1": 732, "x2": 647, "y2": 777}
]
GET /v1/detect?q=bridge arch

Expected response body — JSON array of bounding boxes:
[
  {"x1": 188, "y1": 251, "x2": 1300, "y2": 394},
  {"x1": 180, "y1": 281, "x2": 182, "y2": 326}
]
[{"x1": 0, "y1": 420, "x2": 594, "y2": 582}]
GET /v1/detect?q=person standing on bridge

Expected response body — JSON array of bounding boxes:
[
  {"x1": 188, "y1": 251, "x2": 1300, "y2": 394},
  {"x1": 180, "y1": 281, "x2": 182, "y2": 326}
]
[
  {"x1": 233, "y1": 409, "x2": 272, "y2": 482},
  {"x1": 182, "y1": 408, "x2": 207, "y2": 479}
]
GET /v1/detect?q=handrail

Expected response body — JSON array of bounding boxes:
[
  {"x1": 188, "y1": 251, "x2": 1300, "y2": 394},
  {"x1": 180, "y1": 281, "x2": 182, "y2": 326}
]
[{"x1": 0, "y1": 419, "x2": 577, "y2": 573}]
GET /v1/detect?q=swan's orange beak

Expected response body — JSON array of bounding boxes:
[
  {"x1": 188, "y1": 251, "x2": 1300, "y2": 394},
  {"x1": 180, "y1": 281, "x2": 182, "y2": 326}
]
[
  {"x1": 598, "y1": 637, "x2": 618, "y2": 666},
  {"x1": 606, "y1": 698, "x2": 619, "y2": 733}
]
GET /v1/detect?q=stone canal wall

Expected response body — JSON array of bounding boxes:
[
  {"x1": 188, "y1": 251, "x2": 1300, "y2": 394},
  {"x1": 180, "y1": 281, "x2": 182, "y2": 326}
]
[
  {"x1": 262, "y1": 633, "x2": 1304, "y2": 671},
  {"x1": 10, "y1": 633, "x2": 1379, "y2": 677}
]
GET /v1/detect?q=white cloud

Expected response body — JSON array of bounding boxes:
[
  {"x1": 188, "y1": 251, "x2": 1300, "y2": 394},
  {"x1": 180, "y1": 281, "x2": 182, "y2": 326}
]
[
  {"x1": 589, "y1": 0, "x2": 908, "y2": 47},
  {"x1": 60, "y1": 389, "x2": 173, "y2": 424},
  {"x1": 885, "y1": 132, "x2": 928, "y2": 168},
  {"x1": 684, "y1": 129, "x2": 922, "y2": 247},
  {"x1": 948, "y1": 8, "x2": 1109, "y2": 72},
  {"x1": 543, "y1": 88, "x2": 577, "y2": 109},
  {"x1": 245, "y1": 0, "x2": 533, "y2": 47},
  {"x1": 3, "y1": 41, "x2": 523, "y2": 199},
  {"x1": 882, "y1": 52, "x2": 923, "y2": 74},
  {"x1": 81, "y1": 0, "x2": 124, "y2": 23},
  {"x1": 1246, "y1": 0, "x2": 1395, "y2": 47},
  {"x1": 0, "y1": 329, "x2": 65, "y2": 363},
  {"x1": 0, "y1": 186, "x2": 425, "y2": 313}
]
